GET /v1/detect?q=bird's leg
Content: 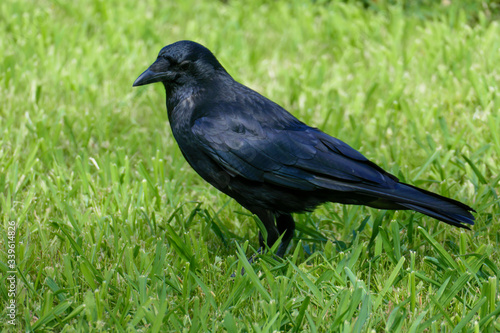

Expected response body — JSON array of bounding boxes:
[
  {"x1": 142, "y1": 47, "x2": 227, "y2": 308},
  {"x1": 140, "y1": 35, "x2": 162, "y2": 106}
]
[
  {"x1": 234, "y1": 210, "x2": 278, "y2": 276},
  {"x1": 276, "y1": 214, "x2": 295, "y2": 257},
  {"x1": 256, "y1": 209, "x2": 280, "y2": 252},
  {"x1": 235, "y1": 212, "x2": 292, "y2": 276}
]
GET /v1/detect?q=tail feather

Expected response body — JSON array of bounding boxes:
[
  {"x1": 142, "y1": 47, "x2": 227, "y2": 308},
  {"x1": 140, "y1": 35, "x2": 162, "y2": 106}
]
[
  {"x1": 313, "y1": 176, "x2": 475, "y2": 228},
  {"x1": 376, "y1": 182, "x2": 475, "y2": 229},
  {"x1": 399, "y1": 203, "x2": 473, "y2": 229}
]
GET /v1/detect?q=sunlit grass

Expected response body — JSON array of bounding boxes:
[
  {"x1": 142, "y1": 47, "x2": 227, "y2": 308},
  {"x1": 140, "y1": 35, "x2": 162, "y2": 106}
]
[{"x1": 0, "y1": 0, "x2": 499, "y2": 331}]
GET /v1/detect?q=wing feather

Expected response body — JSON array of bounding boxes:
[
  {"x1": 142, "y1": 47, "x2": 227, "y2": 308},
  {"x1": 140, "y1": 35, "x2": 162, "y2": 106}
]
[{"x1": 192, "y1": 110, "x2": 397, "y2": 193}]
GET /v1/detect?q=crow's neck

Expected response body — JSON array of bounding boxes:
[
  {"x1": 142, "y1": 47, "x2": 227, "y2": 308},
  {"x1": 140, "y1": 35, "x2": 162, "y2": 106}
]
[
  {"x1": 164, "y1": 84, "x2": 203, "y2": 133},
  {"x1": 164, "y1": 73, "x2": 233, "y2": 124},
  {"x1": 164, "y1": 83, "x2": 198, "y2": 112}
]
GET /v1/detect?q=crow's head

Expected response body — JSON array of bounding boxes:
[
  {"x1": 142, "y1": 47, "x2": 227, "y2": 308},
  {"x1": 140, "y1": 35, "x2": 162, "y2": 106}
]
[{"x1": 133, "y1": 40, "x2": 226, "y2": 89}]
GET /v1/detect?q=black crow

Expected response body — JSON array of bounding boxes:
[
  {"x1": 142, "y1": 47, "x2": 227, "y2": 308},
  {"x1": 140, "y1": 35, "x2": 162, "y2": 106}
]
[{"x1": 133, "y1": 40, "x2": 475, "y2": 257}]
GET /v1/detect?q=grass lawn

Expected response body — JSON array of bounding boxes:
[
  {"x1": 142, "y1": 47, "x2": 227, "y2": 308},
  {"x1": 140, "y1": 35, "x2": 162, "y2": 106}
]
[{"x1": 1, "y1": 0, "x2": 499, "y2": 331}]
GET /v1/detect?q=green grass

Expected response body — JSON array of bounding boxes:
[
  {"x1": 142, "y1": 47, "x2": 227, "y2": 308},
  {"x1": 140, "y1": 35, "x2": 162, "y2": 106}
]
[{"x1": 1, "y1": 0, "x2": 499, "y2": 331}]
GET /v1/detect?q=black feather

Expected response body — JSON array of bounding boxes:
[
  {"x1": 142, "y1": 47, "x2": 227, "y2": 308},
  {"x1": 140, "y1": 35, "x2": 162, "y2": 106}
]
[{"x1": 134, "y1": 40, "x2": 475, "y2": 256}]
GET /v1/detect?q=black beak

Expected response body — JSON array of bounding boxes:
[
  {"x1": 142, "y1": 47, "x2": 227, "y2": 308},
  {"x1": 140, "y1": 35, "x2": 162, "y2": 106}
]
[
  {"x1": 133, "y1": 68, "x2": 166, "y2": 87},
  {"x1": 133, "y1": 58, "x2": 171, "y2": 87}
]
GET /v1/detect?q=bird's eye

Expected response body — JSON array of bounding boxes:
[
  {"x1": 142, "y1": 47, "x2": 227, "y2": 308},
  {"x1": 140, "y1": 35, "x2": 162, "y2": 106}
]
[{"x1": 179, "y1": 61, "x2": 191, "y2": 70}]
